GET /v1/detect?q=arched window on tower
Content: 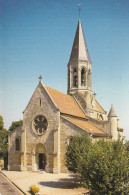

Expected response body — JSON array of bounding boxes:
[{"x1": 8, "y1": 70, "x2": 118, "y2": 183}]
[
  {"x1": 81, "y1": 68, "x2": 85, "y2": 86},
  {"x1": 73, "y1": 68, "x2": 77, "y2": 87},
  {"x1": 15, "y1": 138, "x2": 20, "y2": 151},
  {"x1": 100, "y1": 114, "x2": 103, "y2": 121}
]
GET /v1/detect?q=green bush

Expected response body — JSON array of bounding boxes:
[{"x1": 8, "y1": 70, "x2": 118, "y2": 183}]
[
  {"x1": 66, "y1": 133, "x2": 129, "y2": 194},
  {"x1": 66, "y1": 133, "x2": 92, "y2": 173}
]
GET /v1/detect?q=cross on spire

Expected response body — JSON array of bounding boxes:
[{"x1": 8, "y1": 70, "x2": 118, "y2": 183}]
[
  {"x1": 39, "y1": 75, "x2": 42, "y2": 81},
  {"x1": 78, "y1": 3, "x2": 81, "y2": 16}
]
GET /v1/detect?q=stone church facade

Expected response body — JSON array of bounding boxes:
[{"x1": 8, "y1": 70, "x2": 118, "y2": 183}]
[{"x1": 8, "y1": 17, "x2": 123, "y2": 173}]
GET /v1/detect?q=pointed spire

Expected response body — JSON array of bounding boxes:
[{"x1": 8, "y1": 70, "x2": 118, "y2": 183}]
[
  {"x1": 69, "y1": 17, "x2": 91, "y2": 63},
  {"x1": 108, "y1": 104, "x2": 117, "y2": 117}
]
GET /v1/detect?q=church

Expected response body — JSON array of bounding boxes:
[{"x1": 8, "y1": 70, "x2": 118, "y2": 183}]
[{"x1": 8, "y1": 17, "x2": 124, "y2": 173}]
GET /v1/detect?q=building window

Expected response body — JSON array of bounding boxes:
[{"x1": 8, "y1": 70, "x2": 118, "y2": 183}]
[
  {"x1": 100, "y1": 114, "x2": 103, "y2": 120},
  {"x1": 33, "y1": 115, "x2": 48, "y2": 135},
  {"x1": 97, "y1": 114, "x2": 104, "y2": 121},
  {"x1": 73, "y1": 68, "x2": 77, "y2": 87},
  {"x1": 40, "y1": 98, "x2": 41, "y2": 107},
  {"x1": 81, "y1": 68, "x2": 85, "y2": 86},
  {"x1": 15, "y1": 138, "x2": 20, "y2": 151}
]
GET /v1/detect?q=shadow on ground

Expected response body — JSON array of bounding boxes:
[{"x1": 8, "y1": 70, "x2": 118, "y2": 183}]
[{"x1": 38, "y1": 175, "x2": 81, "y2": 189}]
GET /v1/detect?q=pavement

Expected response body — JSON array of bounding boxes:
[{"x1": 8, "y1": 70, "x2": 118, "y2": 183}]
[
  {"x1": 2, "y1": 170, "x2": 89, "y2": 195},
  {"x1": 0, "y1": 172, "x2": 23, "y2": 195}
]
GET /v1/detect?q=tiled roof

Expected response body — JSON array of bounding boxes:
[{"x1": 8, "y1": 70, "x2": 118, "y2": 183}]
[
  {"x1": 95, "y1": 100, "x2": 106, "y2": 114},
  {"x1": 63, "y1": 116, "x2": 107, "y2": 137},
  {"x1": 45, "y1": 86, "x2": 86, "y2": 118}
]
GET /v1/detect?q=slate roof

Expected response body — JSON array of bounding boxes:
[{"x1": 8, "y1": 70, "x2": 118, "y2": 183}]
[
  {"x1": 69, "y1": 16, "x2": 91, "y2": 63},
  {"x1": 45, "y1": 86, "x2": 86, "y2": 118},
  {"x1": 108, "y1": 104, "x2": 117, "y2": 117}
]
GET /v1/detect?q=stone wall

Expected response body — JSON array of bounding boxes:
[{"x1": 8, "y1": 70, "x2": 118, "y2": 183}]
[
  {"x1": 8, "y1": 82, "x2": 60, "y2": 173},
  {"x1": 22, "y1": 82, "x2": 60, "y2": 173},
  {"x1": 8, "y1": 126, "x2": 22, "y2": 171},
  {"x1": 88, "y1": 117, "x2": 111, "y2": 136},
  {"x1": 60, "y1": 116, "x2": 90, "y2": 172}
]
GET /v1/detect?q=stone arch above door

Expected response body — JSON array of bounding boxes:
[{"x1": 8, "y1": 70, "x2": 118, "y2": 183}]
[
  {"x1": 33, "y1": 143, "x2": 47, "y2": 171},
  {"x1": 35, "y1": 143, "x2": 46, "y2": 153}
]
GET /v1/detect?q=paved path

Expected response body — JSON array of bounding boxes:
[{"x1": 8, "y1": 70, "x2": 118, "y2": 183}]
[
  {"x1": 0, "y1": 172, "x2": 23, "y2": 195},
  {"x1": 2, "y1": 170, "x2": 89, "y2": 195}
]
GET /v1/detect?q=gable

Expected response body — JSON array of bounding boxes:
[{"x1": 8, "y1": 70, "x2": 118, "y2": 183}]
[
  {"x1": 22, "y1": 81, "x2": 60, "y2": 145},
  {"x1": 23, "y1": 82, "x2": 58, "y2": 115}
]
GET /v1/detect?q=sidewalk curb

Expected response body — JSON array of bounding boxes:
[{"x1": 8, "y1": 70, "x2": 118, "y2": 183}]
[{"x1": 1, "y1": 171, "x2": 28, "y2": 195}]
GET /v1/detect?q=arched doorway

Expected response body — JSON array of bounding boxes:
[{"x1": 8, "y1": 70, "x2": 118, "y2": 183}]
[{"x1": 35, "y1": 144, "x2": 46, "y2": 170}]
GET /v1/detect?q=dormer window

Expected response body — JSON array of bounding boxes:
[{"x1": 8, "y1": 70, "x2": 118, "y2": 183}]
[{"x1": 73, "y1": 68, "x2": 77, "y2": 87}]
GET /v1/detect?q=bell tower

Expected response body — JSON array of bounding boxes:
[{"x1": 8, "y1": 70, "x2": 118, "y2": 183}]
[
  {"x1": 67, "y1": 16, "x2": 92, "y2": 95},
  {"x1": 67, "y1": 17, "x2": 96, "y2": 117}
]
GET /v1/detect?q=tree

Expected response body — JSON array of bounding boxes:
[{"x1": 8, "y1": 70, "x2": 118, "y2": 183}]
[
  {"x1": 9, "y1": 120, "x2": 23, "y2": 132},
  {"x1": 0, "y1": 115, "x2": 4, "y2": 130},
  {"x1": 0, "y1": 115, "x2": 8, "y2": 154},
  {"x1": 66, "y1": 133, "x2": 129, "y2": 195},
  {"x1": 66, "y1": 133, "x2": 92, "y2": 173},
  {"x1": 0, "y1": 129, "x2": 8, "y2": 154}
]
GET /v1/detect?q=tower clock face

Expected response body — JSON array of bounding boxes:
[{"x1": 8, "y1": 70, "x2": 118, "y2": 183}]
[{"x1": 33, "y1": 115, "x2": 48, "y2": 135}]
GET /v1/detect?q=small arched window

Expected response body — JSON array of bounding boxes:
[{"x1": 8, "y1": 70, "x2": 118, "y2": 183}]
[
  {"x1": 73, "y1": 68, "x2": 77, "y2": 87},
  {"x1": 81, "y1": 68, "x2": 85, "y2": 86},
  {"x1": 15, "y1": 138, "x2": 20, "y2": 151},
  {"x1": 39, "y1": 98, "x2": 41, "y2": 107},
  {"x1": 100, "y1": 114, "x2": 103, "y2": 121}
]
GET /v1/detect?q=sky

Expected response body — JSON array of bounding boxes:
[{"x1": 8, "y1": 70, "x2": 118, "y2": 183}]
[{"x1": 0, "y1": 0, "x2": 129, "y2": 139}]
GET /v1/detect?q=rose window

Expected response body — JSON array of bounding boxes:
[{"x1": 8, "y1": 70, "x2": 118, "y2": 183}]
[{"x1": 33, "y1": 115, "x2": 48, "y2": 135}]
